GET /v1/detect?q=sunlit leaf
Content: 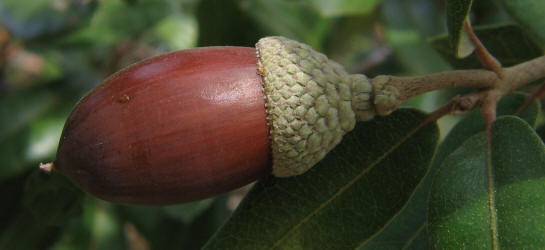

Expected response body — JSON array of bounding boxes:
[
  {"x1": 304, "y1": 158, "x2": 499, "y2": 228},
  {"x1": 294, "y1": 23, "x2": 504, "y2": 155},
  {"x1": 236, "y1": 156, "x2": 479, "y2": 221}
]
[
  {"x1": 361, "y1": 93, "x2": 540, "y2": 249},
  {"x1": 25, "y1": 117, "x2": 64, "y2": 161},
  {"x1": 429, "y1": 116, "x2": 545, "y2": 248},
  {"x1": 154, "y1": 14, "x2": 198, "y2": 50}
]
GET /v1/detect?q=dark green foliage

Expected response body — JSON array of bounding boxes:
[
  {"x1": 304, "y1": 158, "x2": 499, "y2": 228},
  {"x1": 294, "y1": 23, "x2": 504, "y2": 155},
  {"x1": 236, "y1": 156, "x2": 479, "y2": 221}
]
[
  {"x1": 196, "y1": 0, "x2": 263, "y2": 47},
  {"x1": 430, "y1": 24, "x2": 543, "y2": 69}
]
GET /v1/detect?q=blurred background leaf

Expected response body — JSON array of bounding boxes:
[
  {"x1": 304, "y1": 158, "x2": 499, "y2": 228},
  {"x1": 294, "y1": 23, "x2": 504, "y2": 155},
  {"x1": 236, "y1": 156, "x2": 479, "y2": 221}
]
[
  {"x1": 501, "y1": 0, "x2": 545, "y2": 44},
  {"x1": 0, "y1": 0, "x2": 97, "y2": 40},
  {"x1": 63, "y1": 0, "x2": 168, "y2": 46},
  {"x1": 308, "y1": 0, "x2": 381, "y2": 17},
  {"x1": 240, "y1": 0, "x2": 329, "y2": 49}
]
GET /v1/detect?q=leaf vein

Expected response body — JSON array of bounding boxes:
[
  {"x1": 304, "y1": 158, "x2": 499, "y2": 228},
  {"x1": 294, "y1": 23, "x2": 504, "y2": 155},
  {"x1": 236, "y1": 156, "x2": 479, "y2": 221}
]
[{"x1": 270, "y1": 120, "x2": 425, "y2": 249}]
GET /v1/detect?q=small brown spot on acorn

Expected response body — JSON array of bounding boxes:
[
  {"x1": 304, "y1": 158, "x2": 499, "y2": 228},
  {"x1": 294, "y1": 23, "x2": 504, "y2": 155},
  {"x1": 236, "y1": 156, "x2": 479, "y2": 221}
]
[{"x1": 119, "y1": 94, "x2": 130, "y2": 103}]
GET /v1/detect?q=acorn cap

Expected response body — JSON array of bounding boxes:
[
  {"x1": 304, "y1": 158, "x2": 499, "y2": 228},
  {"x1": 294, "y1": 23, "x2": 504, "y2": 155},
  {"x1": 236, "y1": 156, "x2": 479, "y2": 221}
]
[{"x1": 256, "y1": 36, "x2": 375, "y2": 177}]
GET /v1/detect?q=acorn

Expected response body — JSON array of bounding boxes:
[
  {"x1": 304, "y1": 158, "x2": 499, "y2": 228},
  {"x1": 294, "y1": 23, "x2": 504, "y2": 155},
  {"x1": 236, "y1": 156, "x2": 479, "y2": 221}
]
[{"x1": 52, "y1": 37, "x2": 379, "y2": 205}]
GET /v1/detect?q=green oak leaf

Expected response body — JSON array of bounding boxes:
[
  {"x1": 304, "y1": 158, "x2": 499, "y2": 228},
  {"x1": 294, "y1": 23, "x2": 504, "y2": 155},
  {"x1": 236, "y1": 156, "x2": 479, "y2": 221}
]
[
  {"x1": 501, "y1": 0, "x2": 545, "y2": 46},
  {"x1": 430, "y1": 24, "x2": 543, "y2": 69},
  {"x1": 360, "y1": 93, "x2": 540, "y2": 249},
  {"x1": 446, "y1": 0, "x2": 475, "y2": 58},
  {"x1": 204, "y1": 109, "x2": 439, "y2": 249},
  {"x1": 429, "y1": 116, "x2": 545, "y2": 248}
]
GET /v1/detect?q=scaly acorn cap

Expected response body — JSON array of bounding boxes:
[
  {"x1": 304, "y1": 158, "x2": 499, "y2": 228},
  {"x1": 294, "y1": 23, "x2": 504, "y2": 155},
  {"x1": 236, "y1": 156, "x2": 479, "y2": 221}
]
[{"x1": 256, "y1": 36, "x2": 376, "y2": 177}]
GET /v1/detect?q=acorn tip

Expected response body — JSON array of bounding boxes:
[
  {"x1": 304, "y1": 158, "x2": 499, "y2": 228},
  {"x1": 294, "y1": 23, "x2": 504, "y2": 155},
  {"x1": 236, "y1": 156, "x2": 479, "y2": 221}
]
[{"x1": 39, "y1": 162, "x2": 55, "y2": 174}]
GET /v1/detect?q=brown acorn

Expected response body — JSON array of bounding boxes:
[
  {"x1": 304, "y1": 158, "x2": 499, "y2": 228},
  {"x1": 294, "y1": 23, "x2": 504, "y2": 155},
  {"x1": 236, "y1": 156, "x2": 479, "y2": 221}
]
[
  {"x1": 55, "y1": 46, "x2": 271, "y2": 204},
  {"x1": 53, "y1": 37, "x2": 377, "y2": 205}
]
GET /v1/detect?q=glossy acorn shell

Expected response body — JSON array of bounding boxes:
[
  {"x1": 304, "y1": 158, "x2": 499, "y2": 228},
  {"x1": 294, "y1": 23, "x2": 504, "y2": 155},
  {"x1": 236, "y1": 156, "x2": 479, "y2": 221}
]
[{"x1": 55, "y1": 47, "x2": 271, "y2": 205}]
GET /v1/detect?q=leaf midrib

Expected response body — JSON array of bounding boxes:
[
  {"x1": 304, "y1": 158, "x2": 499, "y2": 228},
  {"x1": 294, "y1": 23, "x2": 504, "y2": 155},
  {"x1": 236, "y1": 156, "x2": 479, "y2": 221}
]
[
  {"x1": 486, "y1": 135, "x2": 500, "y2": 250},
  {"x1": 270, "y1": 123, "x2": 428, "y2": 249},
  {"x1": 401, "y1": 222, "x2": 426, "y2": 250}
]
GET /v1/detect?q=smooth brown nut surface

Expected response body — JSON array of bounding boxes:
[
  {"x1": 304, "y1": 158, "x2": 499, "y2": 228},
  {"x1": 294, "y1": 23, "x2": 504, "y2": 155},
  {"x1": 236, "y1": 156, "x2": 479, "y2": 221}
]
[{"x1": 55, "y1": 47, "x2": 271, "y2": 205}]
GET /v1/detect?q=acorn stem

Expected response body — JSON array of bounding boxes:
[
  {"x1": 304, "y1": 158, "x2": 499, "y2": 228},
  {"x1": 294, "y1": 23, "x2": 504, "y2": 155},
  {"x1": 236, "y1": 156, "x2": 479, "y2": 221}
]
[{"x1": 369, "y1": 55, "x2": 545, "y2": 116}]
